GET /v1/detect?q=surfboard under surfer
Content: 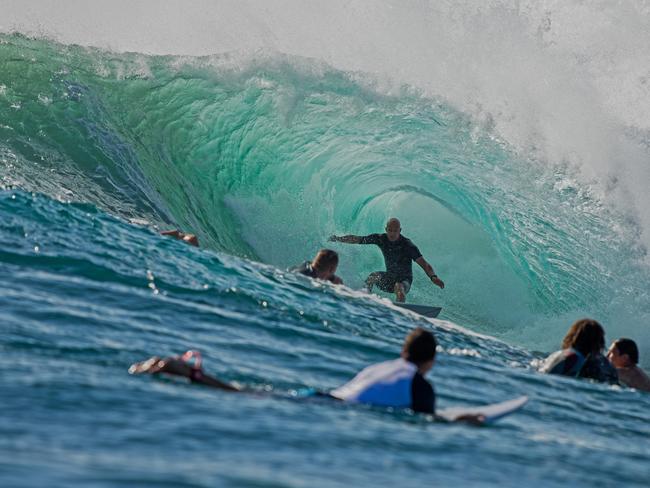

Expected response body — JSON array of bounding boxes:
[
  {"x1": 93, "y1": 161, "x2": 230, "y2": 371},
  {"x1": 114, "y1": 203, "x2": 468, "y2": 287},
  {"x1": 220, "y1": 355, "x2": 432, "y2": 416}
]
[{"x1": 329, "y1": 218, "x2": 444, "y2": 302}]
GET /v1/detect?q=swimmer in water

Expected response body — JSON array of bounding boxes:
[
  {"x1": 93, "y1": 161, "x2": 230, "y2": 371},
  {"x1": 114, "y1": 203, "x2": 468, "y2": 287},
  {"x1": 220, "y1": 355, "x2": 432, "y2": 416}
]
[
  {"x1": 329, "y1": 218, "x2": 443, "y2": 302},
  {"x1": 129, "y1": 327, "x2": 483, "y2": 424},
  {"x1": 290, "y1": 249, "x2": 343, "y2": 284},
  {"x1": 607, "y1": 338, "x2": 650, "y2": 392},
  {"x1": 541, "y1": 318, "x2": 618, "y2": 384}
]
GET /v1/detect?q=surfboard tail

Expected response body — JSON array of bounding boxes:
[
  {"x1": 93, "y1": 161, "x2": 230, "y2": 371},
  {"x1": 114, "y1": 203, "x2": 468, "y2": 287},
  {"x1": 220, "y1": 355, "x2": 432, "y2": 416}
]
[{"x1": 437, "y1": 396, "x2": 529, "y2": 424}]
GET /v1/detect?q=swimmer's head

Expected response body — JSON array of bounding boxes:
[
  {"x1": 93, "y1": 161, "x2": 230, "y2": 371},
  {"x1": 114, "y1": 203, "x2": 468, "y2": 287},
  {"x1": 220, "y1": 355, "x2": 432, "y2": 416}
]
[
  {"x1": 402, "y1": 327, "x2": 437, "y2": 373},
  {"x1": 607, "y1": 338, "x2": 639, "y2": 368},
  {"x1": 562, "y1": 318, "x2": 605, "y2": 356},
  {"x1": 312, "y1": 249, "x2": 339, "y2": 277},
  {"x1": 385, "y1": 218, "x2": 401, "y2": 242}
]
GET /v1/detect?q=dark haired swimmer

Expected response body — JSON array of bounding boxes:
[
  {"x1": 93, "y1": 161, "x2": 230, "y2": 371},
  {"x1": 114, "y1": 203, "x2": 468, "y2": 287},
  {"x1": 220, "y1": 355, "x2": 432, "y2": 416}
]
[
  {"x1": 607, "y1": 338, "x2": 650, "y2": 392},
  {"x1": 129, "y1": 327, "x2": 483, "y2": 424},
  {"x1": 290, "y1": 249, "x2": 343, "y2": 285},
  {"x1": 329, "y1": 218, "x2": 443, "y2": 302}
]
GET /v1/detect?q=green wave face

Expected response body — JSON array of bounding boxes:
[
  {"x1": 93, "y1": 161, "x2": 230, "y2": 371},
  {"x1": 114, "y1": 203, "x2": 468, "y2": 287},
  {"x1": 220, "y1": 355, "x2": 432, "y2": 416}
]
[{"x1": 1, "y1": 33, "x2": 648, "y2": 350}]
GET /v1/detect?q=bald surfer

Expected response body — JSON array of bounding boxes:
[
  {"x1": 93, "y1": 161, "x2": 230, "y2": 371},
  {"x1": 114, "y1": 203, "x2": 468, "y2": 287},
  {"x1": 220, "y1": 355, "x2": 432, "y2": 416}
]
[{"x1": 329, "y1": 218, "x2": 444, "y2": 302}]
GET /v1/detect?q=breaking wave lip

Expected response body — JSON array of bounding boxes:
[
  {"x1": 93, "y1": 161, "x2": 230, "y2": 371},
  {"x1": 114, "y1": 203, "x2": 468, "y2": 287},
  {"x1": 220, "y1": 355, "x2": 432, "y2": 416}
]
[{"x1": 1, "y1": 32, "x2": 649, "y2": 362}]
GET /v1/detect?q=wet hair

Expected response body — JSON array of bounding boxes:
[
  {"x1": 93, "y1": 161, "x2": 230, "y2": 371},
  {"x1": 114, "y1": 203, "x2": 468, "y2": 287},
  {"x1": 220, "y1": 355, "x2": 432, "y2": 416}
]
[
  {"x1": 561, "y1": 318, "x2": 605, "y2": 356},
  {"x1": 613, "y1": 338, "x2": 639, "y2": 365},
  {"x1": 312, "y1": 249, "x2": 339, "y2": 271},
  {"x1": 402, "y1": 327, "x2": 438, "y2": 365}
]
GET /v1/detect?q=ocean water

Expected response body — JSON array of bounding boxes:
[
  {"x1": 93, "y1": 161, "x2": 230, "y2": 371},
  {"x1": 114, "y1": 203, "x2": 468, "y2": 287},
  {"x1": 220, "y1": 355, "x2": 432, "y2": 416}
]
[{"x1": 1, "y1": 2, "x2": 650, "y2": 487}]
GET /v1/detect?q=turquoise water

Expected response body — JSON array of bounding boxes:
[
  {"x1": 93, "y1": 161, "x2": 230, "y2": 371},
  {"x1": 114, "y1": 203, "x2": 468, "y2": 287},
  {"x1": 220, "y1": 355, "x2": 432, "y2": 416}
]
[{"x1": 1, "y1": 30, "x2": 650, "y2": 487}]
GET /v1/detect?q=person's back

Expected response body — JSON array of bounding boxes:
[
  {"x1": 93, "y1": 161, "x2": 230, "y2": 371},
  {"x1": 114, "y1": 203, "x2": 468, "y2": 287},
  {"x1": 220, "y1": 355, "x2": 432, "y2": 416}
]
[
  {"x1": 579, "y1": 353, "x2": 618, "y2": 384},
  {"x1": 361, "y1": 233, "x2": 420, "y2": 283},
  {"x1": 542, "y1": 318, "x2": 618, "y2": 385},
  {"x1": 330, "y1": 357, "x2": 435, "y2": 413},
  {"x1": 541, "y1": 348, "x2": 586, "y2": 377},
  {"x1": 330, "y1": 327, "x2": 436, "y2": 414}
]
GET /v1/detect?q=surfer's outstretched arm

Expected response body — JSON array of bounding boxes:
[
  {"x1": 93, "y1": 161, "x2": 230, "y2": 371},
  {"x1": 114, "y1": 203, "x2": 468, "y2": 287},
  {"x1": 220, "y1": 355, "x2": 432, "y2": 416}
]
[
  {"x1": 329, "y1": 234, "x2": 362, "y2": 244},
  {"x1": 415, "y1": 256, "x2": 444, "y2": 289},
  {"x1": 129, "y1": 355, "x2": 240, "y2": 392}
]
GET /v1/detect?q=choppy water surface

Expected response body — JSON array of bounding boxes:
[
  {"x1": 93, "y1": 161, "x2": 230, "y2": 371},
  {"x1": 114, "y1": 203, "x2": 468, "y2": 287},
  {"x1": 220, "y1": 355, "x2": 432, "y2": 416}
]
[
  {"x1": 2, "y1": 191, "x2": 649, "y2": 487},
  {"x1": 2, "y1": 2, "x2": 650, "y2": 485}
]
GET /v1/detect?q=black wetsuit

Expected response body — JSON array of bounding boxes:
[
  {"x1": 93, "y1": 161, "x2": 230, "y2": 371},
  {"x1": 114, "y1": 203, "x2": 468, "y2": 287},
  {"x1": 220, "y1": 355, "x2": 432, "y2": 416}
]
[
  {"x1": 359, "y1": 234, "x2": 423, "y2": 292},
  {"x1": 411, "y1": 372, "x2": 436, "y2": 414},
  {"x1": 542, "y1": 349, "x2": 619, "y2": 385}
]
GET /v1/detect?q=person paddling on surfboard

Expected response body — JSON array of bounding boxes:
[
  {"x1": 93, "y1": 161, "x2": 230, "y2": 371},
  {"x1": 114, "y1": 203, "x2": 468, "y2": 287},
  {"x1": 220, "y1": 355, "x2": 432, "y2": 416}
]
[
  {"x1": 128, "y1": 327, "x2": 484, "y2": 424},
  {"x1": 329, "y1": 217, "x2": 444, "y2": 302}
]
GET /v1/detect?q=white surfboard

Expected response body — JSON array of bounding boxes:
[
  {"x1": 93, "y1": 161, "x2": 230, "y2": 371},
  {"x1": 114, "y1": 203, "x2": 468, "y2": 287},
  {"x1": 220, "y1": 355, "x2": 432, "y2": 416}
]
[
  {"x1": 393, "y1": 303, "x2": 442, "y2": 318},
  {"x1": 437, "y1": 395, "x2": 528, "y2": 424}
]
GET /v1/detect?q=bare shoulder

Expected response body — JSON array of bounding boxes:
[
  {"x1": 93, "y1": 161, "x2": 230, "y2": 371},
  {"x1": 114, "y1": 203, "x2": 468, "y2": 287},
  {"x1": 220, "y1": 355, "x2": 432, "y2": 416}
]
[{"x1": 618, "y1": 366, "x2": 650, "y2": 392}]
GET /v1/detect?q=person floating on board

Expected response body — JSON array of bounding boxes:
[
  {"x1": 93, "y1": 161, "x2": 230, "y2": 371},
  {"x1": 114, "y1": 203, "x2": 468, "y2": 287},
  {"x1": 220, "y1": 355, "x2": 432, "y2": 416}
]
[
  {"x1": 540, "y1": 318, "x2": 618, "y2": 384},
  {"x1": 328, "y1": 217, "x2": 443, "y2": 302},
  {"x1": 160, "y1": 229, "x2": 199, "y2": 247},
  {"x1": 128, "y1": 327, "x2": 483, "y2": 424},
  {"x1": 607, "y1": 338, "x2": 650, "y2": 392},
  {"x1": 290, "y1": 249, "x2": 343, "y2": 285}
]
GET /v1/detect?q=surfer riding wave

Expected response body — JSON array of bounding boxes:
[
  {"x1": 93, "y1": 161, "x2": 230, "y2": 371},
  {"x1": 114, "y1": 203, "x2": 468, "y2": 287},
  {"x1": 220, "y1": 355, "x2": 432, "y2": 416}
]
[{"x1": 329, "y1": 218, "x2": 444, "y2": 302}]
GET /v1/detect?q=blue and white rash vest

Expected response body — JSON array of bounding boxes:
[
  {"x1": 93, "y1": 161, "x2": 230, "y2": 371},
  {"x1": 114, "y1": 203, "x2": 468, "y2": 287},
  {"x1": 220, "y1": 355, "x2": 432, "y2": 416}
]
[{"x1": 330, "y1": 358, "x2": 435, "y2": 413}]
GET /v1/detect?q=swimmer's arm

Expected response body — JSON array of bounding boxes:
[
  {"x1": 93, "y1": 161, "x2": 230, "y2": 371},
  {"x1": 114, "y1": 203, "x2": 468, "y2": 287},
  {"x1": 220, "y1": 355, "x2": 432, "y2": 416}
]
[
  {"x1": 328, "y1": 234, "x2": 362, "y2": 244},
  {"x1": 433, "y1": 413, "x2": 486, "y2": 426},
  {"x1": 415, "y1": 256, "x2": 444, "y2": 289},
  {"x1": 129, "y1": 356, "x2": 241, "y2": 392},
  {"x1": 161, "y1": 229, "x2": 200, "y2": 247}
]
